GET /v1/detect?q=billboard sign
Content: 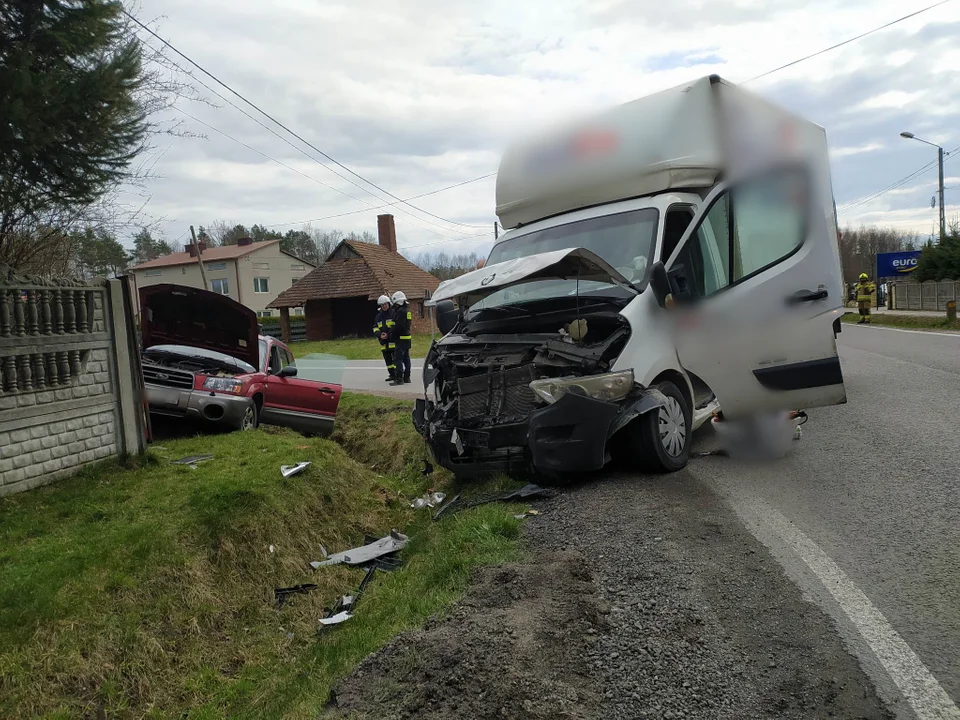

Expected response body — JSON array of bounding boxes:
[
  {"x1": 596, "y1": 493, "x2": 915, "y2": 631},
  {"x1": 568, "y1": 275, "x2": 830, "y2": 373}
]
[{"x1": 876, "y1": 250, "x2": 922, "y2": 277}]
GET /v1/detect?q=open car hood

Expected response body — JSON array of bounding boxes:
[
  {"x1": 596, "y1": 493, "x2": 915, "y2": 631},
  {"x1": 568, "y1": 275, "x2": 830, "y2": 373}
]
[
  {"x1": 430, "y1": 247, "x2": 638, "y2": 307},
  {"x1": 139, "y1": 284, "x2": 260, "y2": 369}
]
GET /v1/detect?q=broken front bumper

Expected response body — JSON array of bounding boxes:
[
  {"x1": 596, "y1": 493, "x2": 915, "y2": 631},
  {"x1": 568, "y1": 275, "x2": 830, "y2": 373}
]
[
  {"x1": 415, "y1": 392, "x2": 625, "y2": 479},
  {"x1": 145, "y1": 384, "x2": 253, "y2": 426}
]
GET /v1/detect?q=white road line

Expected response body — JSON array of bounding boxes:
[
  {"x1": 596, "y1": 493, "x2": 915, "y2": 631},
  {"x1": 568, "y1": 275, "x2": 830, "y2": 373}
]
[
  {"x1": 732, "y1": 496, "x2": 960, "y2": 720},
  {"x1": 847, "y1": 324, "x2": 960, "y2": 338}
]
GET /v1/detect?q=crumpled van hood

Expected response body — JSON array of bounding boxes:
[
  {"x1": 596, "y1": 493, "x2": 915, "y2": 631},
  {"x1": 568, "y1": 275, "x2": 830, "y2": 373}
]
[
  {"x1": 139, "y1": 284, "x2": 260, "y2": 368},
  {"x1": 430, "y1": 247, "x2": 637, "y2": 307}
]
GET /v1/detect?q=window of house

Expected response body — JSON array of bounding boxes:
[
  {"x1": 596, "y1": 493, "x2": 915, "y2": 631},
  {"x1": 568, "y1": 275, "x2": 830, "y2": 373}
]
[
  {"x1": 292, "y1": 307, "x2": 304, "y2": 316},
  {"x1": 291, "y1": 276, "x2": 301, "y2": 286},
  {"x1": 257, "y1": 310, "x2": 272, "y2": 318},
  {"x1": 291, "y1": 264, "x2": 305, "y2": 271},
  {"x1": 210, "y1": 278, "x2": 229, "y2": 295},
  {"x1": 145, "y1": 269, "x2": 162, "y2": 277},
  {"x1": 181, "y1": 267, "x2": 186, "y2": 275},
  {"x1": 253, "y1": 262, "x2": 270, "y2": 270},
  {"x1": 253, "y1": 277, "x2": 269, "y2": 293},
  {"x1": 206, "y1": 261, "x2": 227, "y2": 271},
  {"x1": 418, "y1": 301, "x2": 425, "y2": 319}
]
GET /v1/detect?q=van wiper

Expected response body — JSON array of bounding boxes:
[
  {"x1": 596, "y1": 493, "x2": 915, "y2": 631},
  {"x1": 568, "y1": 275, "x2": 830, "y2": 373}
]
[{"x1": 471, "y1": 304, "x2": 536, "y2": 317}]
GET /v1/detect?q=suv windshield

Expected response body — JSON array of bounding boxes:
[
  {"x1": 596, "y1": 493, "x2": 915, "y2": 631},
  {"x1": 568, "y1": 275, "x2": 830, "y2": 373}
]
[{"x1": 476, "y1": 207, "x2": 659, "y2": 309}]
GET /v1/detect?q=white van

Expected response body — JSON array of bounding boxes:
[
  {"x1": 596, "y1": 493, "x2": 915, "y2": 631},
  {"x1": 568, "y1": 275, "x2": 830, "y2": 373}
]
[{"x1": 413, "y1": 75, "x2": 847, "y2": 480}]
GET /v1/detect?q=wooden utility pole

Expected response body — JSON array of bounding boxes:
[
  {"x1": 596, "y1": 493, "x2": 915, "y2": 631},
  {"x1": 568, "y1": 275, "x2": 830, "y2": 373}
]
[{"x1": 189, "y1": 225, "x2": 209, "y2": 288}]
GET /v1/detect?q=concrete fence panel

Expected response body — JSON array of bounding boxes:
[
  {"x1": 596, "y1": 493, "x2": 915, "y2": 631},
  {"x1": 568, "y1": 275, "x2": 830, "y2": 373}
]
[{"x1": 0, "y1": 270, "x2": 147, "y2": 496}]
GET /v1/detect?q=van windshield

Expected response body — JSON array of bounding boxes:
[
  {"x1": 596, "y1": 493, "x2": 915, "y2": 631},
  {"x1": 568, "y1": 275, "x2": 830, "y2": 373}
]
[{"x1": 476, "y1": 207, "x2": 659, "y2": 309}]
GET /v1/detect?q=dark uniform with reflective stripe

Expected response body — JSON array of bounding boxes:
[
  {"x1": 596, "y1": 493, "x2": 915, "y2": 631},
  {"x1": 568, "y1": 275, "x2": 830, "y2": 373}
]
[
  {"x1": 374, "y1": 306, "x2": 396, "y2": 380},
  {"x1": 392, "y1": 302, "x2": 413, "y2": 384}
]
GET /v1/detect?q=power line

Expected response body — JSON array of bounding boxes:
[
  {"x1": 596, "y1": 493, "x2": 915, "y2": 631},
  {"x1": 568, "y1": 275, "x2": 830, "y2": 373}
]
[
  {"x1": 124, "y1": 10, "x2": 488, "y2": 230},
  {"x1": 135, "y1": 33, "x2": 491, "y2": 240},
  {"x1": 744, "y1": 0, "x2": 953, "y2": 83},
  {"x1": 838, "y1": 145, "x2": 960, "y2": 212},
  {"x1": 269, "y1": 174, "x2": 496, "y2": 228}
]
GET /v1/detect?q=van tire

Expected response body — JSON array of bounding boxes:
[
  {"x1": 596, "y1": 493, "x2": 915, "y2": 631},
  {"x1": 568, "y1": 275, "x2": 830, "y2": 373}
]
[{"x1": 634, "y1": 380, "x2": 692, "y2": 473}]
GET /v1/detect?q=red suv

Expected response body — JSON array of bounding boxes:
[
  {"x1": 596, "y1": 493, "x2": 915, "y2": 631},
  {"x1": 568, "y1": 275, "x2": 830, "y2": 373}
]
[{"x1": 139, "y1": 284, "x2": 342, "y2": 434}]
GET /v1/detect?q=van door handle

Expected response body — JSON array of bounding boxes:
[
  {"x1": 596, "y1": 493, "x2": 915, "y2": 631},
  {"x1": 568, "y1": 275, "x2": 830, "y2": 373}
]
[
  {"x1": 788, "y1": 288, "x2": 829, "y2": 304},
  {"x1": 319, "y1": 387, "x2": 335, "y2": 394}
]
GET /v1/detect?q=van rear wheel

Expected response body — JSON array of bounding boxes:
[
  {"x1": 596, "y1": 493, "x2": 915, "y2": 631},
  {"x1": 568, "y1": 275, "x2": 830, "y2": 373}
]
[{"x1": 632, "y1": 381, "x2": 691, "y2": 473}]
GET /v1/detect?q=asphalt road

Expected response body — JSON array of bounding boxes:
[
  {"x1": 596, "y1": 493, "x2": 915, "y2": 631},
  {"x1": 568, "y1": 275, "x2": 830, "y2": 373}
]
[{"x1": 688, "y1": 323, "x2": 960, "y2": 720}]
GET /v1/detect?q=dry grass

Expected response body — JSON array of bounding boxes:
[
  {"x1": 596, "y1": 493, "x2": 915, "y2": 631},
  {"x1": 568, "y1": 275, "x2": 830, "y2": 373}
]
[{"x1": 0, "y1": 394, "x2": 523, "y2": 719}]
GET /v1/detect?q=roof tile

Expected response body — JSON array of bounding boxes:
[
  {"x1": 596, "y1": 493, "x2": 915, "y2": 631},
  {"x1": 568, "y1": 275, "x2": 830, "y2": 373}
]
[{"x1": 268, "y1": 240, "x2": 440, "y2": 309}]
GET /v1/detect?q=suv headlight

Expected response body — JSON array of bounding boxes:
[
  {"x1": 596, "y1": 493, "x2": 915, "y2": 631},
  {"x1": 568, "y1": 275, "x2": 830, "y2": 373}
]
[
  {"x1": 530, "y1": 369, "x2": 635, "y2": 405},
  {"x1": 203, "y1": 377, "x2": 243, "y2": 394}
]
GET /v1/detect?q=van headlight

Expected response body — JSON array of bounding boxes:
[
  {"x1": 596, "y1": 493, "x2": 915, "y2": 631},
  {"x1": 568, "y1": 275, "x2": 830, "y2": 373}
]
[{"x1": 530, "y1": 369, "x2": 635, "y2": 405}]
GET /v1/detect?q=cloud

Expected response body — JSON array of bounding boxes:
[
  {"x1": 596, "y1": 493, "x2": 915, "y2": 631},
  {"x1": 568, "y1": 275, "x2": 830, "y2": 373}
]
[{"x1": 129, "y1": 0, "x2": 960, "y2": 251}]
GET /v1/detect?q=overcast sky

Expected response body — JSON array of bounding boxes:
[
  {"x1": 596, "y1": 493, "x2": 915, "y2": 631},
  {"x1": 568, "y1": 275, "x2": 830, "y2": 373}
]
[{"x1": 127, "y1": 0, "x2": 960, "y2": 258}]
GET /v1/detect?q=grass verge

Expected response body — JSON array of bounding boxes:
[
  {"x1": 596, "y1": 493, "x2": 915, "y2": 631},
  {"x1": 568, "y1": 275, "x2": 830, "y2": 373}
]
[
  {"x1": 290, "y1": 335, "x2": 433, "y2": 361},
  {"x1": 0, "y1": 394, "x2": 523, "y2": 719},
  {"x1": 841, "y1": 311, "x2": 960, "y2": 331}
]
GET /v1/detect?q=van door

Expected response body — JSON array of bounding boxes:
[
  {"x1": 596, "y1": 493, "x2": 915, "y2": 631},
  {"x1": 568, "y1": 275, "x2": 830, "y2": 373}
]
[{"x1": 663, "y1": 164, "x2": 846, "y2": 418}]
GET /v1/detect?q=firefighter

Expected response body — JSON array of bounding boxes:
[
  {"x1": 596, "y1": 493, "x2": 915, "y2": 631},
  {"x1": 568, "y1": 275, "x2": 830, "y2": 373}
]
[
  {"x1": 856, "y1": 272, "x2": 876, "y2": 324},
  {"x1": 374, "y1": 294, "x2": 396, "y2": 382},
  {"x1": 390, "y1": 290, "x2": 413, "y2": 385}
]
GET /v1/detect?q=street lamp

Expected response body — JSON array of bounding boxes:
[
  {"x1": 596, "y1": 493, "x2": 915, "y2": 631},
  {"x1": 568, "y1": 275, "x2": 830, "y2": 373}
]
[{"x1": 900, "y1": 131, "x2": 946, "y2": 241}]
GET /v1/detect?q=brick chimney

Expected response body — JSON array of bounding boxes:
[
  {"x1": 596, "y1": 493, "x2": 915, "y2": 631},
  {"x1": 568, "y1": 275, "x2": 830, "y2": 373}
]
[
  {"x1": 197, "y1": 240, "x2": 207, "y2": 253},
  {"x1": 237, "y1": 237, "x2": 253, "y2": 247},
  {"x1": 377, "y1": 214, "x2": 397, "y2": 253},
  {"x1": 188, "y1": 244, "x2": 198, "y2": 258}
]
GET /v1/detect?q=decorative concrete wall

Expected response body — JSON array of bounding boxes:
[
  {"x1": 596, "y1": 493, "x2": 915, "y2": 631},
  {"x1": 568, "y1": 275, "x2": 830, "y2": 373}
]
[{"x1": 0, "y1": 270, "x2": 147, "y2": 496}]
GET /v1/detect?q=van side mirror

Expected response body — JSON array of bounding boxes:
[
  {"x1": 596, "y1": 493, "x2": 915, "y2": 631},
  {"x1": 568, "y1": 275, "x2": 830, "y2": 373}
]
[
  {"x1": 667, "y1": 264, "x2": 695, "y2": 305},
  {"x1": 435, "y1": 300, "x2": 459, "y2": 335},
  {"x1": 648, "y1": 262, "x2": 671, "y2": 308}
]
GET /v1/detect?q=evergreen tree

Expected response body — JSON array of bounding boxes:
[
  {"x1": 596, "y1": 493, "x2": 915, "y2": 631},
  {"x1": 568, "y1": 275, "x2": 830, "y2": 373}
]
[{"x1": 0, "y1": 0, "x2": 149, "y2": 262}]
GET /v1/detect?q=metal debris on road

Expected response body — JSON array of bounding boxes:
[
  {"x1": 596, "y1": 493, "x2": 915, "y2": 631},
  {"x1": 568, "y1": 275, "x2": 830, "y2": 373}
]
[
  {"x1": 172, "y1": 454, "x2": 214, "y2": 466},
  {"x1": 310, "y1": 530, "x2": 409, "y2": 569},
  {"x1": 281, "y1": 462, "x2": 312, "y2": 478}
]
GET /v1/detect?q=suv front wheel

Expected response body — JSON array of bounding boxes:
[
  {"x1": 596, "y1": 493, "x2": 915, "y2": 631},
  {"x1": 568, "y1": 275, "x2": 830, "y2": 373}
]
[{"x1": 238, "y1": 403, "x2": 259, "y2": 432}]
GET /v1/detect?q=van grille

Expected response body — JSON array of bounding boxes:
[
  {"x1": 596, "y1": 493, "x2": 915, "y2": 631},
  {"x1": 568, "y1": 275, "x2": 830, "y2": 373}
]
[
  {"x1": 457, "y1": 365, "x2": 537, "y2": 422},
  {"x1": 143, "y1": 366, "x2": 194, "y2": 390}
]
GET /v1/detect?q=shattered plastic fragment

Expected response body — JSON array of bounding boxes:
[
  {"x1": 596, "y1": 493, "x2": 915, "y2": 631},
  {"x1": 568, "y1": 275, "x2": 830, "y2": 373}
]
[
  {"x1": 451, "y1": 429, "x2": 464, "y2": 456},
  {"x1": 319, "y1": 611, "x2": 353, "y2": 626},
  {"x1": 411, "y1": 491, "x2": 447, "y2": 509},
  {"x1": 172, "y1": 455, "x2": 213, "y2": 466},
  {"x1": 310, "y1": 531, "x2": 409, "y2": 568},
  {"x1": 281, "y1": 462, "x2": 311, "y2": 478}
]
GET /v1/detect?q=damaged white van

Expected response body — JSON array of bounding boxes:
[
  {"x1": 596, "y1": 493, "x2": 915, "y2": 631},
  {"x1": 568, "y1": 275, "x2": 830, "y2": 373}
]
[{"x1": 413, "y1": 75, "x2": 847, "y2": 480}]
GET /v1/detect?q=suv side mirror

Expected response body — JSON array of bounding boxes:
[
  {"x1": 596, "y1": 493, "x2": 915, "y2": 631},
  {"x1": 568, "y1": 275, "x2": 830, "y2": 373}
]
[
  {"x1": 435, "y1": 300, "x2": 459, "y2": 335},
  {"x1": 277, "y1": 365, "x2": 298, "y2": 378}
]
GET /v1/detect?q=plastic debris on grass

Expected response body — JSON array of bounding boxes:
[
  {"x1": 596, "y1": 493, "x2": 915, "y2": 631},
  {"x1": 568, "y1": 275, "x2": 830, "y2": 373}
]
[
  {"x1": 171, "y1": 454, "x2": 214, "y2": 466},
  {"x1": 411, "y1": 491, "x2": 446, "y2": 510},
  {"x1": 433, "y1": 483, "x2": 553, "y2": 521},
  {"x1": 310, "y1": 531, "x2": 409, "y2": 569},
  {"x1": 281, "y1": 462, "x2": 312, "y2": 478}
]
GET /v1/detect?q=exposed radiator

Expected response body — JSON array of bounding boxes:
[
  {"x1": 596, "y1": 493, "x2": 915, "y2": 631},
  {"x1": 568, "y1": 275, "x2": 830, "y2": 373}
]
[{"x1": 457, "y1": 365, "x2": 538, "y2": 422}]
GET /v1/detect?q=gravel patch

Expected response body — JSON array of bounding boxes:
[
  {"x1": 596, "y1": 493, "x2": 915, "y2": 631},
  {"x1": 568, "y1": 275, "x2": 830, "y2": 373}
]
[{"x1": 324, "y1": 468, "x2": 893, "y2": 720}]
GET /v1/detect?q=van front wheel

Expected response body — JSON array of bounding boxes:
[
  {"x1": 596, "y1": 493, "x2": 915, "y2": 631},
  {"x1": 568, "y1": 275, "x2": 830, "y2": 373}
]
[{"x1": 633, "y1": 381, "x2": 691, "y2": 473}]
